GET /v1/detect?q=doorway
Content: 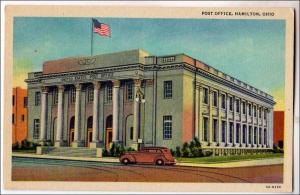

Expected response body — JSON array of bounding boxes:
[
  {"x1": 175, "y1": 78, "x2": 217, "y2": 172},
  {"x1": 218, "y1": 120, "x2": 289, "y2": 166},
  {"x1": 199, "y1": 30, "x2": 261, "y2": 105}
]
[
  {"x1": 86, "y1": 116, "x2": 93, "y2": 147},
  {"x1": 69, "y1": 116, "x2": 75, "y2": 146},
  {"x1": 105, "y1": 115, "x2": 113, "y2": 150}
]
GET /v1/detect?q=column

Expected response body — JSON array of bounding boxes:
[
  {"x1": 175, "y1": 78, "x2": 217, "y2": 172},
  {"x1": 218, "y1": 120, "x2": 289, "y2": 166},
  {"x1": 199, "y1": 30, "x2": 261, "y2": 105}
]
[
  {"x1": 55, "y1": 85, "x2": 64, "y2": 147},
  {"x1": 268, "y1": 108, "x2": 274, "y2": 148},
  {"x1": 90, "y1": 81, "x2": 101, "y2": 148},
  {"x1": 112, "y1": 80, "x2": 120, "y2": 143},
  {"x1": 226, "y1": 94, "x2": 230, "y2": 146},
  {"x1": 133, "y1": 79, "x2": 141, "y2": 149},
  {"x1": 194, "y1": 83, "x2": 200, "y2": 140},
  {"x1": 208, "y1": 88, "x2": 213, "y2": 145},
  {"x1": 39, "y1": 86, "x2": 48, "y2": 145},
  {"x1": 72, "y1": 83, "x2": 81, "y2": 147},
  {"x1": 233, "y1": 96, "x2": 237, "y2": 147},
  {"x1": 198, "y1": 86, "x2": 203, "y2": 142},
  {"x1": 217, "y1": 91, "x2": 222, "y2": 146}
]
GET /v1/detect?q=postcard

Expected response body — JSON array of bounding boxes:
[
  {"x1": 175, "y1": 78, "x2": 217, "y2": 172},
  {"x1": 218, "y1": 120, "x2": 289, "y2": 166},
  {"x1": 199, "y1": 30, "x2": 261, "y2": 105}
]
[{"x1": 3, "y1": 4, "x2": 295, "y2": 194}]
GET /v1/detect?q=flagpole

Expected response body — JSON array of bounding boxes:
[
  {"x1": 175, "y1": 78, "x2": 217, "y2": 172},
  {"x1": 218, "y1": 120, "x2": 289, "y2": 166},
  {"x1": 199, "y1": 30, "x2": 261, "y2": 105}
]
[{"x1": 91, "y1": 18, "x2": 94, "y2": 56}]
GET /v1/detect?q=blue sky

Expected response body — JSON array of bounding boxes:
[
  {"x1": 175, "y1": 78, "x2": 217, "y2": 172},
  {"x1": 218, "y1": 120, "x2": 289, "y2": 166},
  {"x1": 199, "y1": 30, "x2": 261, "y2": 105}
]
[{"x1": 13, "y1": 17, "x2": 285, "y2": 110}]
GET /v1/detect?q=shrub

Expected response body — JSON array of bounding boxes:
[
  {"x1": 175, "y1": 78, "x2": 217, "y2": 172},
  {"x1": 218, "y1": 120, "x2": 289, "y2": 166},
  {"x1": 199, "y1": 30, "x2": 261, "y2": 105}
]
[
  {"x1": 181, "y1": 142, "x2": 190, "y2": 157},
  {"x1": 175, "y1": 146, "x2": 181, "y2": 157},
  {"x1": 272, "y1": 145, "x2": 284, "y2": 153},
  {"x1": 170, "y1": 149, "x2": 176, "y2": 157},
  {"x1": 203, "y1": 150, "x2": 213, "y2": 157}
]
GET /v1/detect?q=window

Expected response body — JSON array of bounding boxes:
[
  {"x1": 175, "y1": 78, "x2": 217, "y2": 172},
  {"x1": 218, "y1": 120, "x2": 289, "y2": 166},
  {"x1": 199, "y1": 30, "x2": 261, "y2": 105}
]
[
  {"x1": 248, "y1": 104, "x2": 252, "y2": 116},
  {"x1": 213, "y1": 119, "x2": 218, "y2": 142},
  {"x1": 107, "y1": 84, "x2": 112, "y2": 101},
  {"x1": 24, "y1": 97, "x2": 28, "y2": 108},
  {"x1": 163, "y1": 116, "x2": 172, "y2": 139},
  {"x1": 254, "y1": 127, "x2": 257, "y2": 144},
  {"x1": 221, "y1": 121, "x2": 226, "y2": 142},
  {"x1": 164, "y1": 81, "x2": 172, "y2": 99},
  {"x1": 127, "y1": 82, "x2": 133, "y2": 100},
  {"x1": 236, "y1": 124, "x2": 240, "y2": 143},
  {"x1": 212, "y1": 91, "x2": 217, "y2": 107},
  {"x1": 229, "y1": 122, "x2": 233, "y2": 143},
  {"x1": 203, "y1": 88, "x2": 208, "y2": 104},
  {"x1": 242, "y1": 125, "x2": 246, "y2": 144},
  {"x1": 130, "y1": 127, "x2": 133, "y2": 140},
  {"x1": 35, "y1": 92, "x2": 41, "y2": 106},
  {"x1": 21, "y1": 114, "x2": 25, "y2": 121},
  {"x1": 221, "y1": 94, "x2": 226, "y2": 109},
  {"x1": 248, "y1": 126, "x2": 252, "y2": 144},
  {"x1": 254, "y1": 105, "x2": 257, "y2": 117},
  {"x1": 53, "y1": 88, "x2": 58, "y2": 105},
  {"x1": 70, "y1": 87, "x2": 76, "y2": 103},
  {"x1": 12, "y1": 114, "x2": 14, "y2": 124},
  {"x1": 264, "y1": 109, "x2": 267, "y2": 119},
  {"x1": 12, "y1": 95, "x2": 15, "y2": 106},
  {"x1": 87, "y1": 87, "x2": 94, "y2": 102},
  {"x1": 259, "y1": 128, "x2": 262, "y2": 144},
  {"x1": 229, "y1": 97, "x2": 233, "y2": 111},
  {"x1": 33, "y1": 119, "x2": 40, "y2": 139},
  {"x1": 203, "y1": 117, "x2": 208, "y2": 141},
  {"x1": 242, "y1": 101, "x2": 246, "y2": 114},
  {"x1": 259, "y1": 107, "x2": 262, "y2": 118},
  {"x1": 236, "y1": 99, "x2": 240, "y2": 113},
  {"x1": 264, "y1": 128, "x2": 267, "y2": 145}
]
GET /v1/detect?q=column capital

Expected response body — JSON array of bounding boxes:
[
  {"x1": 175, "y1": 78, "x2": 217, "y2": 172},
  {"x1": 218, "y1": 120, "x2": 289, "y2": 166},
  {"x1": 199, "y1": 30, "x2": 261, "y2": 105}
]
[
  {"x1": 112, "y1": 80, "x2": 120, "y2": 87},
  {"x1": 41, "y1": 86, "x2": 48, "y2": 93},
  {"x1": 133, "y1": 79, "x2": 141, "y2": 87},
  {"x1": 75, "y1": 83, "x2": 82, "y2": 91},
  {"x1": 93, "y1": 81, "x2": 101, "y2": 90},
  {"x1": 57, "y1": 85, "x2": 65, "y2": 92}
]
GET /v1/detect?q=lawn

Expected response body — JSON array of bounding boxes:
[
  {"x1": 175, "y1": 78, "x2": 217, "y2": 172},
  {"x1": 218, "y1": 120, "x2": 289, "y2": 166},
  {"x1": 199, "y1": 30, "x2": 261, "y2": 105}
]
[
  {"x1": 12, "y1": 149, "x2": 36, "y2": 154},
  {"x1": 176, "y1": 153, "x2": 284, "y2": 164}
]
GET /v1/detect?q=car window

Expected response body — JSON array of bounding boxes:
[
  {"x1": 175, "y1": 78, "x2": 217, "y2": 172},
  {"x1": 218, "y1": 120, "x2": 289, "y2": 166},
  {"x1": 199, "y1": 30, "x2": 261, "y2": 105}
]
[{"x1": 148, "y1": 149, "x2": 157, "y2": 153}]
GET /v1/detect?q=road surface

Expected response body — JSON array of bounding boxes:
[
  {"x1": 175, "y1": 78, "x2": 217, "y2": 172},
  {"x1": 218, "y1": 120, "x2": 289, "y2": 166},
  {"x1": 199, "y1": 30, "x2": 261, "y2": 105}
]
[{"x1": 12, "y1": 157, "x2": 283, "y2": 183}]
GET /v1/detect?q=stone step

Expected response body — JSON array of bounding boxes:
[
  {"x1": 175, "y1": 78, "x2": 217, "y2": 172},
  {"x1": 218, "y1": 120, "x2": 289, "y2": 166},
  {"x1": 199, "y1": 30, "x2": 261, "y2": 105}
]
[{"x1": 43, "y1": 147, "x2": 99, "y2": 158}]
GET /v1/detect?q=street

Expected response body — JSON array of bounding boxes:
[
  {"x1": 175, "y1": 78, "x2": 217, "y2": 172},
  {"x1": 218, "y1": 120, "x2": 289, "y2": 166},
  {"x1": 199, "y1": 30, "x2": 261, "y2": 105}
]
[{"x1": 12, "y1": 157, "x2": 283, "y2": 183}]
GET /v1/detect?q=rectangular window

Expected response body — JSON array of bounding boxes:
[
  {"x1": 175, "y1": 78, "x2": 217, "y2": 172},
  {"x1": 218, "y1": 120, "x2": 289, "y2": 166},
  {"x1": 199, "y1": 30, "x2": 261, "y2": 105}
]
[
  {"x1": 127, "y1": 82, "x2": 133, "y2": 100},
  {"x1": 221, "y1": 121, "x2": 226, "y2": 142},
  {"x1": 264, "y1": 109, "x2": 267, "y2": 119},
  {"x1": 236, "y1": 99, "x2": 240, "y2": 113},
  {"x1": 12, "y1": 95, "x2": 15, "y2": 106},
  {"x1": 163, "y1": 115, "x2": 172, "y2": 139},
  {"x1": 212, "y1": 91, "x2": 217, "y2": 107},
  {"x1": 33, "y1": 119, "x2": 40, "y2": 139},
  {"x1": 264, "y1": 128, "x2": 267, "y2": 145},
  {"x1": 213, "y1": 119, "x2": 218, "y2": 142},
  {"x1": 107, "y1": 84, "x2": 113, "y2": 101},
  {"x1": 248, "y1": 104, "x2": 252, "y2": 116},
  {"x1": 259, "y1": 128, "x2": 262, "y2": 144},
  {"x1": 203, "y1": 88, "x2": 208, "y2": 104},
  {"x1": 254, "y1": 127, "x2": 257, "y2": 144},
  {"x1": 236, "y1": 124, "x2": 240, "y2": 143},
  {"x1": 259, "y1": 107, "x2": 262, "y2": 118},
  {"x1": 35, "y1": 92, "x2": 41, "y2": 106},
  {"x1": 12, "y1": 114, "x2": 14, "y2": 124},
  {"x1": 130, "y1": 127, "x2": 133, "y2": 140},
  {"x1": 229, "y1": 97, "x2": 233, "y2": 111},
  {"x1": 229, "y1": 122, "x2": 233, "y2": 143},
  {"x1": 242, "y1": 125, "x2": 246, "y2": 144},
  {"x1": 21, "y1": 114, "x2": 25, "y2": 121},
  {"x1": 221, "y1": 94, "x2": 226, "y2": 109},
  {"x1": 24, "y1": 97, "x2": 28, "y2": 108},
  {"x1": 87, "y1": 87, "x2": 94, "y2": 102},
  {"x1": 70, "y1": 87, "x2": 76, "y2": 103},
  {"x1": 254, "y1": 105, "x2": 257, "y2": 117},
  {"x1": 164, "y1": 81, "x2": 172, "y2": 99},
  {"x1": 53, "y1": 89, "x2": 58, "y2": 105},
  {"x1": 242, "y1": 101, "x2": 246, "y2": 114},
  {"x1": 248, "y1": 126, "x2": 252, "y2": 144},
  {"x1": 203, "y1": 117, "x2": 208, "y2": 141}
]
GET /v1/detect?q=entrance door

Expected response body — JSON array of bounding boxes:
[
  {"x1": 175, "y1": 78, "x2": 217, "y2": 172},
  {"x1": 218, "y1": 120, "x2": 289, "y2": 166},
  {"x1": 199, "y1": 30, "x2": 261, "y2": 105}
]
[
  {"x1": 105, "y1": 115, "x2": 113, "y2": 150},
  {"x1": 86, "y1": 116, "x2": 93, "y2": 147},
  {"x1": 69, "y1": 116, "x2": 75, "y2": 146}
]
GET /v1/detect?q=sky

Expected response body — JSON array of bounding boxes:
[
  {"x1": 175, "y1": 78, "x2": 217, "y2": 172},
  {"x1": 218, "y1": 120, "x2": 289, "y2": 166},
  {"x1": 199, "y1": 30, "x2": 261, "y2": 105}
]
[{"x1": 13, "y1": 17, "x2": 285, "y2": 110}]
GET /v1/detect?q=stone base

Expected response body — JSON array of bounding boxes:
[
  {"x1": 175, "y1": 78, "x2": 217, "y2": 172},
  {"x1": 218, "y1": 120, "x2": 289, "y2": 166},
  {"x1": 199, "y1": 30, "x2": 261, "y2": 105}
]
[
  {"x1": 71, "y1": 141, "x2": 84, "y2": 148},
  {"x1": 89, "y1": 142, "x2": 101, "y2": 148},
  {"x1": 96, "y1": 148, "x2": 103, "y2": 158},
  {"x1": 54, "y1": 141, "x2": 64, "y2": 147}
]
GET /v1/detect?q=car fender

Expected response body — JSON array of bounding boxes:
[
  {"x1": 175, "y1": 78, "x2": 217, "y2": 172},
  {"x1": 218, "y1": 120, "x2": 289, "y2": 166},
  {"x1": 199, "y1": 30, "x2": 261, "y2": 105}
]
[
  {"x1": 121, "y1": 154, "x2": 136, "y2": 163},
  {"x1": 154, "y1": 155, "x2": 166, "y2": 164}
]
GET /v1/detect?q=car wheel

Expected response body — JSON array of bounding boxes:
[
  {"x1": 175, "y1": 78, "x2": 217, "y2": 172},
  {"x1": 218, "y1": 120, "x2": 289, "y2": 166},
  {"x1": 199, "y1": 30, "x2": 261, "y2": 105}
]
[
  {"x1": 122, "y1": 158, "x2": 130, "y2": 165},
  {"x1": 156, "y1": 159, "x2": 164, "y2": 166}
]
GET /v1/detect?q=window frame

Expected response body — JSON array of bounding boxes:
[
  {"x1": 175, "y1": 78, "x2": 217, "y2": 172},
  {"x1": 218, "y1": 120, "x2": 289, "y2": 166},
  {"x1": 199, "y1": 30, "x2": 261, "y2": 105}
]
[
  {"x1": 229, "y1": 96, "x2": 233, "y2": 111},
  {"x1": 35, "y1": 92, "x2": 41, "y2": 106},
  {"x1": 70, "y1": 87, "x2": 76, "y2": 103},
  {"x1": 221, "y1": 94, "x2": 226, "y2": 109},
  {"x1": 212, "y1": 91, "x2": 218, "y2": 107},
  {"x1": 87, "y1": 86, "x2": 94, "y2": 103},
  {"x1": 23, "y1": 97, "x2": 28, "y2": 108},
  {"x1": 163, "y1": 81, "x2": 173, "y2": 99},
  {"x1": 33, "y1": 119, "x2": 40, "y2": 139},
  {"x1": 126, "y1": 82, "x2": 133, "y2": 100},
  {"x1": 163, "y1": 115, "x2": 172, "y2": 140},
  {"x1": 203, "y1": 117, "x2": 209, "y2": 141},
  {"x1": 236, "y1": 99, "x2": 240, "y2": 113},
  {"x1": 203, "y1": 87, "x2": 208, "y2": 104},
  {"x1": 106, "y1": 83, "x2": 113, "y2": 102}
]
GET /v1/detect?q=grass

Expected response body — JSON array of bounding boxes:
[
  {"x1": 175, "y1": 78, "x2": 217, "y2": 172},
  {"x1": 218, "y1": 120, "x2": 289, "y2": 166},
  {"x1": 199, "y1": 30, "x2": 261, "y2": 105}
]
[
  {"x1": 12, "y1": 149, "x2": 36, "y2": 154},
  {"x1": 176, "y1": 153, "x2": 283, "y2": 164}
]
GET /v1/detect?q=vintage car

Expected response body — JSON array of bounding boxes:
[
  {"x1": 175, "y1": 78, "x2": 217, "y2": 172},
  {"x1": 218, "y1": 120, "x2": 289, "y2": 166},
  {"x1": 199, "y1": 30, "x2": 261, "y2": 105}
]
[{"x1": 119, "y1": 147, "x2": 176, "y2": 166}]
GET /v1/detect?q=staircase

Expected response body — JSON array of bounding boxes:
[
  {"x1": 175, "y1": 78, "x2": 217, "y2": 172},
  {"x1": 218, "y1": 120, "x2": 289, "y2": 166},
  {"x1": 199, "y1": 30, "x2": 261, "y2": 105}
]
[{"x1": 43, "y1": 147, "x2": 98, "y2": 158}]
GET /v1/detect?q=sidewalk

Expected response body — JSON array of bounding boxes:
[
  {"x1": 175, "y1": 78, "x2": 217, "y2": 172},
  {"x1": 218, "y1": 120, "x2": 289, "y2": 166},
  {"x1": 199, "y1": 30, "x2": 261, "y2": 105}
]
[{"x1": 12, "y1": 152, "x2": 283, "y2": 168}]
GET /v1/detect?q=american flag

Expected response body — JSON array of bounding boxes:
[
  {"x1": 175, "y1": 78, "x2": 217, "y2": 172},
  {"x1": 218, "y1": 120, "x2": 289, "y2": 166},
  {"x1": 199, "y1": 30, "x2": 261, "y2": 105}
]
[{"x1": 92, "y1": 18, "x2": 111, "y2": 37}]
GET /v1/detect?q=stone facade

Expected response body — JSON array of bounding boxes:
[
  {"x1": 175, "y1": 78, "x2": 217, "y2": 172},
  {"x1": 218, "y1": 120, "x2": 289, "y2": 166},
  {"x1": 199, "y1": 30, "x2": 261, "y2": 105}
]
[{"x1": 25, "y1": 49, "x2": 275, "y2": 153}]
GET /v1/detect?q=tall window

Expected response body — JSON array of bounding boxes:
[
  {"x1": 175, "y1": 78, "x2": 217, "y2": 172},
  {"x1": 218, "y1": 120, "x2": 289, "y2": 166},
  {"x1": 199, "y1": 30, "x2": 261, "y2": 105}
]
[
  {"x1": 87, "y1": 87, "x2": 94, "y2": 102},
  {"x1": 242, "y1": 101, "x2": 246, "y2": 114},
  {"x1": 236, "y1": 99, "x2": 240, "y2": 113},
  {"x1": 164, "y1": 81, "x2": 172, "y2": 99},
  {"x1": 70, "y1": 87, "x2": 76, "y2": 103},
  {"x1": 12, "y1": 95, "x2": 15, "y2": 106},
  {"x1": 203, "y1": 117, "x2": 208, "y2": 141},
  {"x1": 229, "y1": 122, "x2": 233, "y2": 143},
  {"x1": 203, "y1": 88, "x2": 208, "y2": 104},
  {"x1": 12, "y1": 114, "x2": 14, "y2": 124},
  {"x1": 107, "y1": 84, "x2": 113, "y2": 101},
  {"x1": 163, "y1": 115, "x2": 172, "y2": 139},
  {"x1": 53, "y1": 88, "x2": 58, "y2": 105},
  {"x1": 127, "y1": 82, "x2": 133, "y2": 100},
  {"x1": 242, "y1": 125, "x2": 246, "y2": 144},
  {"x1": 21, "y1": 114, "x2": 25, "y2": 121},
  {"x1": 259, "y1": 128, "x2": 262, "y2": 144},
  {"x1": 248, "y1": 126, "x2": 252, "y2": 144},
  {"x1": 33, "y1": 119, "x2": 40, "y2": 139},
  {"x1": 221, "y1": 94, "x2": 226, "y2": 109},
  {"x1": 221, "y1": 121, "x2": 226, "y2": 142},
  {"x1": 264, "y1": 109, "x2": 267, "y2": 119},
  {"x1": 212, "y1": 91, "x2": 217, "y2": 107},
  {"x1": 254, "y1": 127, "x2": 257, "y2": 144},
  {"x1": 254, "y1": 105, "x2": 257, "y2": 117},
  {"x1": 213, "y1": 119, "x2": 218, "y2": 142},
  {"x1": 229, "y1": 97, "x2": 233, "y2": 111},
  {"x1": 24, "y1": 97, "x2": 28, "y2": 108},
  {"x1": 264, "y1": 128, "x2": 267, "y2": 145},
  {"x1": 35, "y1": 92, "x2": 41, "y2": 106},
  {"x1": 248, "y1": 103, "x2": 252, "y2": 116},
  {"x1": 259, "y1": 107, "x2": 262, "y2": 118},
  {"x1": 236, "y1": 124, "x2": 240, "y2": 143},
  {"x1": 130, "y1": 127, "x2": 133, "y2": 140}
]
